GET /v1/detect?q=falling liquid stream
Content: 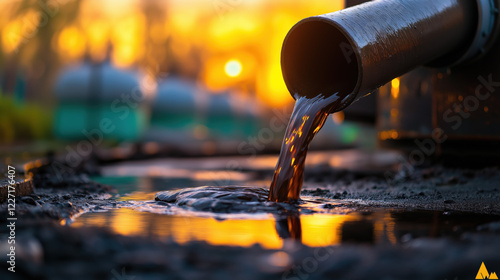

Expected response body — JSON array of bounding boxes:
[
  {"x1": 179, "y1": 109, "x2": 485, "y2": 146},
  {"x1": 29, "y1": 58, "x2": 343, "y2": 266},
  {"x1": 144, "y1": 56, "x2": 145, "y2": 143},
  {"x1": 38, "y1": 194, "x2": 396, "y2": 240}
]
[{"x1": 269, "y1": 93, "x2": 345, "y2": 202}]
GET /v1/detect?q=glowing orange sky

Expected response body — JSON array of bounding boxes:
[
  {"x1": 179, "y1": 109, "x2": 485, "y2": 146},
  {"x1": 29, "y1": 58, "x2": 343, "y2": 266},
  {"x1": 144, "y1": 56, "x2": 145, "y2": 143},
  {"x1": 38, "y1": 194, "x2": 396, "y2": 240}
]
[{"x1": 0, "y1": 0, "x2": 344, "y2": 107}]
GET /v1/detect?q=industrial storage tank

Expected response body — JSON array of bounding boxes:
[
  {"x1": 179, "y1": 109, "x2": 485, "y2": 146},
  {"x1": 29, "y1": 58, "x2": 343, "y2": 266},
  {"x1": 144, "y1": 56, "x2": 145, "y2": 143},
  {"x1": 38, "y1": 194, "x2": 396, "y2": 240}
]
[
  {"x1": 54, "y1": 61, "x2": 148, "y2": 142},
  {"x1": 147, "y1": 77, "x2": 264, "y2": 155}
]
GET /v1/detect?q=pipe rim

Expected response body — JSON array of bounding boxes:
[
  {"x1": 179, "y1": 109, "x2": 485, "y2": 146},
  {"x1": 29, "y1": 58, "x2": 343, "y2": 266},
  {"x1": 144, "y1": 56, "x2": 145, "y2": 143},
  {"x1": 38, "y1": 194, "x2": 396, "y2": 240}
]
[{"x1": 281, "y1": 16, "x2": 363, "y2": 112}]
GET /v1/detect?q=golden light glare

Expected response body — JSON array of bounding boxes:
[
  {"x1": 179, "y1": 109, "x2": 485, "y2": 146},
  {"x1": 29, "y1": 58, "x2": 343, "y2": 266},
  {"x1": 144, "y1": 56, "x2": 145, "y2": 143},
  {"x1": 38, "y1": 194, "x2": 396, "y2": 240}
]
[
  {"x1": 224, "y1": 59, "x2": 243, "y2": 77},
  {"x1": 2, "y1": 20, "x2": 23, "y2": 53},
  {"x1": 71, "y1": 209, "x2": 397, "y2": 249},
  {"x1": 110, "y1": 14, "x2": 145, "y2": 67},
  {"x1": 391, "y1": 78, "x2": 400, "y2": 99},
  {"x1": 85, "y1": 19, "x2": 110, "y2": 61},
  {"x1": 391, "y1": 77, "x2": 400, "y2": 88},
  {"x1": 391, "y1": 130, "x2": 399, "y2": 139},
  {"x1": 58, "y1": 26, "x2": 86, "y2": 59},
  {"x1": 2, "y1": 9, "x2": 41, "y2": 53},
  {"x1": 0, "y1": 0, "x2": 345, "y2": 107}
]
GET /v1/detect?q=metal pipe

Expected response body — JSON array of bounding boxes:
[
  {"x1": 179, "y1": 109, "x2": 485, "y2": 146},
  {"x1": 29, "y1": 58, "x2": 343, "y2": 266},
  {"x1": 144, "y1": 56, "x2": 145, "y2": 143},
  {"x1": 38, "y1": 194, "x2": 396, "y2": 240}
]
[{"x1": 281, "y1": 0, "x2": 498, "y2": 111}]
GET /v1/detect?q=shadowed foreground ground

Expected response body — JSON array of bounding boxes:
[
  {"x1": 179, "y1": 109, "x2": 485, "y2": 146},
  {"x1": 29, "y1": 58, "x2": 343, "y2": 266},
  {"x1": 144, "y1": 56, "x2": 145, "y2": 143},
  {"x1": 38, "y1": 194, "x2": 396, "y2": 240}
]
[{"x1": 1, "y1": 159, "x2": 499, "y2": 280}]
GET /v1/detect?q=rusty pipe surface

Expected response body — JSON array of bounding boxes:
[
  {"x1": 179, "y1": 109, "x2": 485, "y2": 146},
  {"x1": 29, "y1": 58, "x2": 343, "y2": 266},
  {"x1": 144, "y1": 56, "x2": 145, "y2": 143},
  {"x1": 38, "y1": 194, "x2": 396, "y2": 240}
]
[{"x1": 281, "y1": 0, "x2": 498, "y2": 111}]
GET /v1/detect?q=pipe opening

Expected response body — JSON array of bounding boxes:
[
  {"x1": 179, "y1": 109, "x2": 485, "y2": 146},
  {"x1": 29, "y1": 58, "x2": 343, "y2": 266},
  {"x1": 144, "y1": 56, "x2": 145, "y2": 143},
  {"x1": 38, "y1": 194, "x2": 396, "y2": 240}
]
[{"x1": 281, "y1": 20, "x2": 359, "y2": 100}]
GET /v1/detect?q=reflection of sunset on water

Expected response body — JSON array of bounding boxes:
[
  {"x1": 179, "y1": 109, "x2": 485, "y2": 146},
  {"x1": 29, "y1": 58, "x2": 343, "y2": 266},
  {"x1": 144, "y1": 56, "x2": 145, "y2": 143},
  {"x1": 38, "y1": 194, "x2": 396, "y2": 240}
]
[{"x1": 70, "y1": 207, "x2": 398, "y2": 249}]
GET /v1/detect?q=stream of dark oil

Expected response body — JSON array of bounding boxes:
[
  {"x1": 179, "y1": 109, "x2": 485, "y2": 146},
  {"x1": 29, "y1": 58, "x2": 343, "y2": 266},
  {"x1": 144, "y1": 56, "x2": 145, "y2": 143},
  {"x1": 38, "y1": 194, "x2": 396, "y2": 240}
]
[
  {"x1": 269, "y1": 93, "x2": 344, "y2": 202},
  {"x1": 153, "y1": 92, "x2": 348, "y2": 207}
]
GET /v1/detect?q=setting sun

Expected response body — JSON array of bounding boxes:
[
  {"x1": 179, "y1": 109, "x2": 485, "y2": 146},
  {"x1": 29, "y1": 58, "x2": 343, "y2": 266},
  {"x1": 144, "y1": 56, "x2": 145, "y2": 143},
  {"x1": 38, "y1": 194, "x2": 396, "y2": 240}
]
[{"x1": 224, "y1": 59, "x2": 243, "y2": 77}]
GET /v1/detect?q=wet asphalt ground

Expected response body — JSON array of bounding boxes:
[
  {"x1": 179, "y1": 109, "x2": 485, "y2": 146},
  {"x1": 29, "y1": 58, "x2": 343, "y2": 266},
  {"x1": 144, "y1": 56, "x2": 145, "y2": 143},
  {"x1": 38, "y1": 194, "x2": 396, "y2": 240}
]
[{"x1": 0, "y1": 153, "x2": 499, "y2": 280}]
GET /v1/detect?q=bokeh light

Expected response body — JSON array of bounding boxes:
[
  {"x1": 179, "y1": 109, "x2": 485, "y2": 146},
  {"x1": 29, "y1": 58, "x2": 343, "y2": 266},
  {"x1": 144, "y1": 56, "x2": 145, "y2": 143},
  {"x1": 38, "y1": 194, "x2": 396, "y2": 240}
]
[
  {"x1": 0, "y1": 0, "x2": 344, "y2": 109},
  {"x1": 224, "y1": 59, "x2": 243, "y2": 78}
]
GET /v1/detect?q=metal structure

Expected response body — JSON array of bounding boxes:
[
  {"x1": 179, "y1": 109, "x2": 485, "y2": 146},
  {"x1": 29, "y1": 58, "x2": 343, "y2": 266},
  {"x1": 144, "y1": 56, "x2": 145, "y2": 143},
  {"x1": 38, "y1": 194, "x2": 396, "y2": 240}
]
[
  {"x1": 54, "y1": 61, "x2": 148, "y2": 141},
  {"x1": 281, "y1": 0, "x2": 500, "y2": 156}
]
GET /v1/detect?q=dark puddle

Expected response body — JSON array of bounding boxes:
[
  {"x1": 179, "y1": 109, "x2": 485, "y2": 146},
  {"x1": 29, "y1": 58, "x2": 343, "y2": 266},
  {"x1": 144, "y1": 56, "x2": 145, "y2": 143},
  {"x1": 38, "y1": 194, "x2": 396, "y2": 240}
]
[
  {"x1": 68, "y1": 177, "x2": 500, "y2": 249},
  {"x1": 155, "y1": 186, "x2": 302, "y2": 214}
]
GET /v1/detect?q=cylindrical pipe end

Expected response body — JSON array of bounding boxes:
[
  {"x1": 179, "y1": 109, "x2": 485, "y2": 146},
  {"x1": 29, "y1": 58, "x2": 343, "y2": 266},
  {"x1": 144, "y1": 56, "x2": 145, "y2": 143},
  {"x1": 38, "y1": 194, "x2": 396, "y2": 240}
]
[
  {"x1": 282, "y1": 0, "x2": 488, "y2": 112},
  {"x1": 281, "y1": 18, "x2": 360, "y2": 111}
]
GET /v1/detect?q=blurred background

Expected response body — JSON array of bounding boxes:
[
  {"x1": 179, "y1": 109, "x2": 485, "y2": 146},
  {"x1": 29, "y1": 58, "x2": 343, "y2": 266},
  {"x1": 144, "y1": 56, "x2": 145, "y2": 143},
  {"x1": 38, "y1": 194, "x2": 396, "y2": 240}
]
[{"x1": 0, "y1": 0, "x2": 376, "y2": 162}]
